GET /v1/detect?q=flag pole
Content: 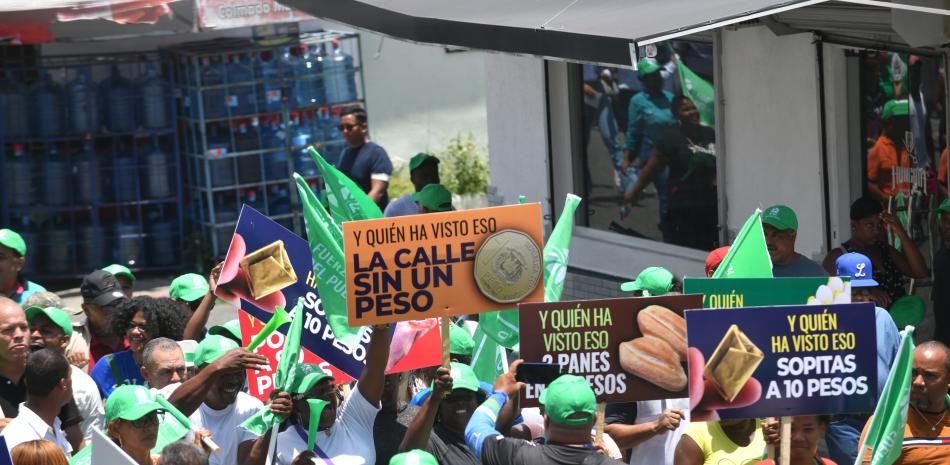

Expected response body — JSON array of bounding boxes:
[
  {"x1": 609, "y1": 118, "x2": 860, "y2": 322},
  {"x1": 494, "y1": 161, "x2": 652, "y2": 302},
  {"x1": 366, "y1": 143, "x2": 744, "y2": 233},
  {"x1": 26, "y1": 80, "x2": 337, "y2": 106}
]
[
  {"x1": 263, "y1": 423, "x2": 280, "y2": 465},
  {"x1": 441, "y1": 317, "x2": 451, "y2": 367},
  {"x1": 780, "y1": 416, "x2": 791, "y2": 465}
]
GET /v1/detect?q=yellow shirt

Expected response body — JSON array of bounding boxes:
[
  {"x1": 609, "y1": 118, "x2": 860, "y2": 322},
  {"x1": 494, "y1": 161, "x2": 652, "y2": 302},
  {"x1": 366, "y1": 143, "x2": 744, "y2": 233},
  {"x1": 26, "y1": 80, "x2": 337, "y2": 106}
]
[{"x1": 684, "y1": 421, "x2": 767, "y2": 465}]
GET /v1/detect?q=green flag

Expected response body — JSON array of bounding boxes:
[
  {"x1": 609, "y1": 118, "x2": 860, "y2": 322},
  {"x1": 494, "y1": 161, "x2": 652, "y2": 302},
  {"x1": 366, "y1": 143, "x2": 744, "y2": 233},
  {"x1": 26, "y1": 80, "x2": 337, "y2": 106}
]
[
  {"x1": 69, "y1": 442, "x2": 91, "y2": 465},
  {"x1": 479, "y1": 194, "x2": 582, "y2": 349},
  {"x1": 242, "y1": 298, "x2": 307, "y2": 435},
  {"x1": 294, "y1": 174, "x2": 362, "y2": 348},
  {"x1": 471, "y1": 326, "x2": 507, "y2": 383},
  {"x1": 152, "y1": 396, "x2": 194, "y2": 454},
  {"x1": 307, "y1": 146, "x2": 383, "y2": 221},
  {"x1": 858, "y1": 326, "x2": 915, "y2": 465},
  {"x1": 676, "y1": 58, "x2": 715, "y2": 127},
  {"x1": 712, "y1": 209, "x2": 773, "y2": 279}
]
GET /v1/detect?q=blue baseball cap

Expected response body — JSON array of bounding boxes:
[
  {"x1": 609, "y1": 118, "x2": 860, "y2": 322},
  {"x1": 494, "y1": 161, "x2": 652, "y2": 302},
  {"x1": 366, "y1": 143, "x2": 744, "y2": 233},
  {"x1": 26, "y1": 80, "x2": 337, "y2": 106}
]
[{"x1": 835, "y1": 252, "x2": 879, "y2": 288}]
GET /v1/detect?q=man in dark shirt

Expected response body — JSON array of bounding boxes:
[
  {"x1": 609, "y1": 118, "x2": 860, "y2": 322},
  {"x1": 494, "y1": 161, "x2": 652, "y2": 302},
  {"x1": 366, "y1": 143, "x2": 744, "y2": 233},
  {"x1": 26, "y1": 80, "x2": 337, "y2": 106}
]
[
  {"x1": 762, "y1": 205, "x2": 828, "y2": 278},
  {"x1": 79, "y1": 270, "x2": 128, "y2": 370},
  {"x1": 932, "y1": 199, "x2": 950, "y2": 346},
  {"x1": 466, "y1": 361, "x2": 625, "y2": 465},
  {"x1": 335, "y1": 107, "x2": 394, "y2": 208}
]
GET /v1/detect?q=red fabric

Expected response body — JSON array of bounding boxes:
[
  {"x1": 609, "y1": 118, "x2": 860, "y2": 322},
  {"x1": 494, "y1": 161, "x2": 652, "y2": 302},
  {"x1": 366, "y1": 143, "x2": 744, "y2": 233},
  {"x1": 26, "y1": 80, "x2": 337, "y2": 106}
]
[
  {"x1": 87, "y1": 330, "x2": 128, "y2": 372},
  {"x1": 705, "y1": 246, "x2": 731, "y2": 277}
]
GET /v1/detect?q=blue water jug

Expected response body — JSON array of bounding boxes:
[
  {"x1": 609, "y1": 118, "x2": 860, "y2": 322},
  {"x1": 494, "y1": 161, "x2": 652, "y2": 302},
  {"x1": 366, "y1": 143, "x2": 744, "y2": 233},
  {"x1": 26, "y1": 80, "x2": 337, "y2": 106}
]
[
  {"x1": 262, "y1": 118, "x2": 289, "y2": 180},
  {"x1": 225, "y1": 54, "x2": 255, "y2": 116},
  {"x1": 324, "y1": 40, "x2": 357, "y2": 104},
  {"x1": 113, "y1": 151, "x2": 138, "y2": 202},
  {"x1": 78, "y1": 225, "x2": 109, "y2": 268},
  {"x1": 43, "y1": 146, "x2": 70, "y2": 206},
  {"x1": 29, "y1": 72, "x2": 64, "y2": 137},
  {"x1": 141, "y1": 67, "x2": 170, "y2": 129},
  {"x1": 44, "y1": 228, "x2": 73, "y2": 274},
  {"x1": 75, "y1": 140, "x2": 102, "y2": 203},
  {"x1": 294, "y1": 45, "x2": 325, "y2": 107},
  {"x1": 6, "y1": 144, "x2": 34, "y2": 207},
  {"x1": 143, "y1": 141, "x2": 172, "y2": 199},
  {"x1": 104, "y1": 66, "x2": 136, "y2": 132},
  {"x1": 115, "y1": 222, "x2": 144, "y2": 267},
  {"x1": 67, "y1": 68, "x2": 99, "y2": 134},
  {"x1": 199, "y1": 56, "x2": 226, "y2": 119},
  {"x1": 256, "y1": 50, "x2": 283, "y2": 112},
  {"x1": 148, "y1": 219, "x2": 177, "y2": 266},
  {"x1": 0, "y1": 71, "x2": 28, "y2": 139}
]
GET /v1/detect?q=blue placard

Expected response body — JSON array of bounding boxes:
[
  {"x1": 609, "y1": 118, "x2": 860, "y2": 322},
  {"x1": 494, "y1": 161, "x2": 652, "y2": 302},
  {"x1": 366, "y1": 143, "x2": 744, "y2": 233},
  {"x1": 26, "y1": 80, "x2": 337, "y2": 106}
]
[
  {"x1": 218, "y1": 205, "x2": 370, "y2": 380},
  {"x1": 684, "y1": 303, "x2": 878, "y2": 420},
  {"x1": 0, "y1": 436, "x2": 11, "y2": 465}
]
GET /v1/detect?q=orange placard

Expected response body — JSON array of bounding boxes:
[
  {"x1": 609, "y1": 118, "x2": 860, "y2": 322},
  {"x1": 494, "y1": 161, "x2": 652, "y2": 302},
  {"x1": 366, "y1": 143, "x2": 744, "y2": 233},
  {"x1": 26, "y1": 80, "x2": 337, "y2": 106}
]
[{"x1": 344, "y1": 203, "x2": 544, "y2": 326}]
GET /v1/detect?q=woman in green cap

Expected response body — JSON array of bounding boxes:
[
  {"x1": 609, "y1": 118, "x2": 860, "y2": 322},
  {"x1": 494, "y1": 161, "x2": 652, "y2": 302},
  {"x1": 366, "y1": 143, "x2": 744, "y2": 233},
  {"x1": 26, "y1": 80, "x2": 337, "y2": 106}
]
[
  {"x1": 105, "y1": 384, "x2": 165, "y2": 465},
  {"x1": 0, "y1": 228, "x2": 46, "y2": 305}
]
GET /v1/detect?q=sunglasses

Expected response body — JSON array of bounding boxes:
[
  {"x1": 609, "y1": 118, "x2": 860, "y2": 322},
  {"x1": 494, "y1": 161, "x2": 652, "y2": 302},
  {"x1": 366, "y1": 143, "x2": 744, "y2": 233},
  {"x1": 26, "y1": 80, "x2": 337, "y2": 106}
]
[
  {"x1": 338, "y1": 123, "x2": 360, "y2": 131},
  {"x1": 129, "y1": 411, "x2": 162, "y2": 428},
  {"x1": 127, "y1": 322, "x2": 148, "y2": 332}
]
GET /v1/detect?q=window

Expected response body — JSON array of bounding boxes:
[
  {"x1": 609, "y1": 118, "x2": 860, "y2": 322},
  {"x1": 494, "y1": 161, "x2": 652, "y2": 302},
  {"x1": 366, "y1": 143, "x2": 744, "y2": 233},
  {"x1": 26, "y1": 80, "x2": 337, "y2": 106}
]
[{"x1": 571, "y1": 40, "x2": 720, "y2": 251}]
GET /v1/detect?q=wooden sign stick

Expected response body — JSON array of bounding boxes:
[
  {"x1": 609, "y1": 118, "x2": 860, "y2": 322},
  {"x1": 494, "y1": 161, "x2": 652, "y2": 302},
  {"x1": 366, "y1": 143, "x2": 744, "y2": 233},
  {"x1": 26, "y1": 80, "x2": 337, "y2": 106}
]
[
  {"x1": 441, "y1": 317, "x2": 451, "y2": 367},
  {"x1": 594, "y1": 402, "x2": 606, "y2": 448},
  {"x1": 780, "y1": 416, "x2": 791, "y2": 465}
]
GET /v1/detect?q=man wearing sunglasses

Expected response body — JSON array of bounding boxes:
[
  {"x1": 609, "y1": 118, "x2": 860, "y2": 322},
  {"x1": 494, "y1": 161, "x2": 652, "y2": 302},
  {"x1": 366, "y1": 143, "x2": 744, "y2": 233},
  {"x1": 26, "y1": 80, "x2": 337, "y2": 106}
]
[
  {"x1": 80, "y1": 270, "x2": 129, "y2": 371},
  {"x1": 335, "y1": 107, "x2": 394, "y2": 208}
]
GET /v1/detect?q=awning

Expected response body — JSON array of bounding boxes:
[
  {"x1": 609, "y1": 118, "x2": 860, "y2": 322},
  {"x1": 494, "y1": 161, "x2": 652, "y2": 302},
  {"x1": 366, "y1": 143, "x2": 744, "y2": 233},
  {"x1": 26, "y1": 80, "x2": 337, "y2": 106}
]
[{"x1": 279, "y1": 0, "x2": 832, "y2": 66}]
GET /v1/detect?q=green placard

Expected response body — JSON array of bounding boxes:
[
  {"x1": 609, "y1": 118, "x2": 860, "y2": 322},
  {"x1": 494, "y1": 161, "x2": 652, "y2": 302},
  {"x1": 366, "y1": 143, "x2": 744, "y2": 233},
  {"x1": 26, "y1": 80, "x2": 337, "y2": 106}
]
[{"x1": 683, "y1": 277, "x2": 851, "y2": 308}]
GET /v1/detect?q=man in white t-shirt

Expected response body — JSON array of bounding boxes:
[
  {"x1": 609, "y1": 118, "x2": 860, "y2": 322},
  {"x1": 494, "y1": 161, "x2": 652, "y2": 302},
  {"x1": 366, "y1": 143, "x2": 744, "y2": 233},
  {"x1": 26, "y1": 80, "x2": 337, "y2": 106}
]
[
  {"x1": 25, "y1": 305, "x2": 105, "y2": 442},
  {"x1": 239, "y1": 323, "x2": 392, "y2": 465},
  {"x1": 1, "y1": 349, "x2": 74, "y2": 456},
  {"x1": 163, "y1": 335, "x2": 270, "y2": 465}
]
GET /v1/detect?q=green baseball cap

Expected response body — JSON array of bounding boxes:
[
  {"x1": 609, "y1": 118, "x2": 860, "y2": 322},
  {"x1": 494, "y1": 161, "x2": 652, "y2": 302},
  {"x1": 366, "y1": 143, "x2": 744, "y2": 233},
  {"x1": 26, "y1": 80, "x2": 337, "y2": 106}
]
[
  {"x1": 102, "y1": 264, "x2": 136, "y2": 283},
  {"x1": 412, "y1": 184, "x2": 454, "y2": 212},
  {"x1": 209, "y1": 319, "x2": 242, "y2": 344},
  {"x1": 0, "y1": 229, "x2": 26, "y2": 256},
  {"x1": 390, "y1": 450, "x2": 438, "y2": 465},
  {"x1": 937, "y1": 198, "x2": 950, "y2": 216},
  {"x1": 105, "y1": 385, "x2": 164, "y2": 422},
  {"x1": 449, "y1": 324, "x2": 475, "y2": 357},
  {"x1": 408, "y1": 153, "x2": 439, "y2": 173},
  {"x1": 194, "y1": 334, "x2": 238, "y2": 367},
  {"x1": 287, "y1": 363, "x2": 335, "y2": 395},
  {"x1": 889, "y1": 295, "x2": 925, "y2": 329},
  {"x1": 169, "y1": 273, "x2": 209, "y2": 302},
  {"x1": 178, "y1": 339, "x2": 198, "y2": 367},
  {"x1": 24, "y1": 306, "x2": 73, "y2": 337},
  {"x1": 539, "y1": 374, "x2": 597, "y2": 426},
  {"x1": 762, "y1": 205, "x2": 799, "y2": 231},
  {"x1": 637, "y1": 58, "x2": 661, "y2": 77},
  {"x1": 620, "y1": 266, "x2": 674, "y2": 296},
  {"x1": 882, "y1": 99, "x2": 909, "y2": 120},
  {"x1": 442, "y1": 362, "x2": 480, "y2": 393}
]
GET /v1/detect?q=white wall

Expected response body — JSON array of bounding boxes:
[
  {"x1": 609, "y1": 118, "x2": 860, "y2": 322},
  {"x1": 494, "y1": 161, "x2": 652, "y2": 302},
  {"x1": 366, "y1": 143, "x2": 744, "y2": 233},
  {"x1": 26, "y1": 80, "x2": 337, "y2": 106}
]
[
  {"x1": 484, "y1": 54, "x2": 550, "y2": 215},
  {"x1": 359, "y1": 32, "x2": 489, "y2": 170},
  {"x1": 721, "y1": 27, "x2": 827, "y2": 261}
]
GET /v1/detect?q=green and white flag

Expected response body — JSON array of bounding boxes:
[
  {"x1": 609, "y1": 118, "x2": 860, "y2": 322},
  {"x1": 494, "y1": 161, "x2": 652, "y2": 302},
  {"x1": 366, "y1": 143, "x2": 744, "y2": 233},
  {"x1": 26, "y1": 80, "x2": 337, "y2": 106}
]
[
  {"x1": 294, "y1": 174, "x2": 362, "y2": 348},
  {"x1": 855, "y1": 326, "x2": 915, "y2": 465},
  {"x1": 242, "y1": 298, "x2": 306, "y2": 435},
  {"x1": 677, "y1": 58, "x2": 715, "y2": 128},
  {"x1": 478, "y1": 194, "x2": 581, "y2": 350},
  {"x1": 712, "y1": 209, "x2": 773, "y2": 279},
  {"x1": 307, "y1": 146, "x2": 383, "y2": 221},
  {"x1": 471, "y1": 325, "x2": 508, "y2": 384}
]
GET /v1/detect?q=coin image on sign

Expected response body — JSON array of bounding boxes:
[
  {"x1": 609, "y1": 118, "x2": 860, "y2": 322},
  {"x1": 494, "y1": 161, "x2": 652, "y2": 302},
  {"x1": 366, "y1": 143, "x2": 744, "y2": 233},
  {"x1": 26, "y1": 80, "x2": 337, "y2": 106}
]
[{"x1": 473, "y1": 229, "x2": 542, "y2": 303}]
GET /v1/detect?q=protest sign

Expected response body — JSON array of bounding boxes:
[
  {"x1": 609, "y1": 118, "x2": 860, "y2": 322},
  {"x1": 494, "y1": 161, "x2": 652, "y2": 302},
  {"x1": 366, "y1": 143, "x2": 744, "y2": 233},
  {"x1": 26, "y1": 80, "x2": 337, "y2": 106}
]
[
  {"x1": 683, "y1": 277, "x2": 851, "y2": 308},
  {"x1": 218, "y1": 206, "x2": 440, "y2": 402},
  {"x1": 684, "y1": 303, "x2": 877, "y2": 420},
  {"x1": 91, "y1": 427, "x2": 137, "y2": 465},
  {"x1": 344, "y1": 203, "x2": 544, "y2": 326},
  {"x1": 518, "y1": 295, "x2": 703, "y2": 406},
  {"x1": 0, "y1": 437, "x2": 11, "y2": 465}
]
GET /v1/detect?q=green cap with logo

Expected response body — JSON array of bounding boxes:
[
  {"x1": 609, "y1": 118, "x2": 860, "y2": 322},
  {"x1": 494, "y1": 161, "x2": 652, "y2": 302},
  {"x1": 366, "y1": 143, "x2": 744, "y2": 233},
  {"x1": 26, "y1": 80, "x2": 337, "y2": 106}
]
[
  {"x1": 390, "y1": 450, "x2": 438, "y2": 465},
  {"x1": 412, "y1": 184, "x2": 454, "y2": 212},
  {"x1": 24, "y1": 306, "x2": 73, "y2": 337},
  {"x1": 449, "y1": 324, "x2": 475, "y2": 357},
  {"x1": 194, "y1": 334, "x2": 238, "y2": 367},
  {"x1": 637, "y1": 58, "x2": 661, "y2": 77},
  {"x1": 882, "y1": 99, "x2": 910, "y2": 120},
  {"x1": 409, "y1": 153, "x2": 439, "y2": 173},
  {"x1": 937, "y1": 198, "x2": 950, "y2": 216},
  {"x1": 444, "y1": 362, "x2": 480, "y2": 393},
  {"x1": 102, "y1": 264, "x2": 136, "y2": 283},
  {"x1": 620, "y1": 266, "x2": 673, "y2": 296},
  {"x1": 287, "y1": 363, "x2": 335, "y2": 395},
  {"x1": 539, "y1": 374, "x2": 597, "y2": 426},
  {"x1": 105, "y1": 385, "x2": 164, "y2": 422},
  {"x1": 762, "y1": 205, "x2": 798, "y2": 231},
  {"x1": 0, "y1": 229, "x2": 26, "y2": 256},
  {"x1": 209, "y1": 319, "x2": 242, "y2": 344},
  {"x1": 169, "y1": 273, "x2": 209, "y2": 302}
]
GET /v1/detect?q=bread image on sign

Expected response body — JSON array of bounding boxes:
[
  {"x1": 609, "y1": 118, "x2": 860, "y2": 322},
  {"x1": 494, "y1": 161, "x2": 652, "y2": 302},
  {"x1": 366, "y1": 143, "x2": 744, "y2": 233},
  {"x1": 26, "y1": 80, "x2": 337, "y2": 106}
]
[
  {"x1": 619, "y1": 335, "x2": 688, "y2": 392},
  {"x1": 704, "y1": 324, "x2": 763, "y2": 402},
  {"x1": 637, "y1": 305, "x2": 687, "y2": 360},
  {"x1": 240, "y1": 240, "x2": 298, "y2": 300}
]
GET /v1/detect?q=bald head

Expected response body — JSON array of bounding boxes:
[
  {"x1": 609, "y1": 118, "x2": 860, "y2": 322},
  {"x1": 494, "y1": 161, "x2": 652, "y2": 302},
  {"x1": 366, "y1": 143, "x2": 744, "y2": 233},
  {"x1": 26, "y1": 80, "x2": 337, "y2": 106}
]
[
  {"x1": 0, "y1": 298, "x2": 30, "y2": 369},
  {"x1": 911, "y1": 340, "x2": 950, "y2": 412},
  {"x1": 917, "y1": 341, "x2": 950, "y2": 372}
]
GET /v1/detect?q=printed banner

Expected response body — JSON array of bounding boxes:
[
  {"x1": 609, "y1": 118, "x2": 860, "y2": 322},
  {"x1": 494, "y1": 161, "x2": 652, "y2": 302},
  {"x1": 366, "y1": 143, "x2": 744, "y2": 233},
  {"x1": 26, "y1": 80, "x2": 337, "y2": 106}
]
[
  {"x1": 344, "y1": 203, "x2": 545, "y2": 326},
  {"x1": 217, "y1": 206, "x2": 440, "y2": 401},
  {"x1": 684, "y1": 303, "x2": 878, "y2": 420},
  {"x1": 518, "y1": 295, "x2": 703, "y2": 407},
  {"x1": 196, "y1": 0, "x2": 314, "y2": 29},
  {"x1": 683, "y1": 277, "x2": 851, "y2": 308}
]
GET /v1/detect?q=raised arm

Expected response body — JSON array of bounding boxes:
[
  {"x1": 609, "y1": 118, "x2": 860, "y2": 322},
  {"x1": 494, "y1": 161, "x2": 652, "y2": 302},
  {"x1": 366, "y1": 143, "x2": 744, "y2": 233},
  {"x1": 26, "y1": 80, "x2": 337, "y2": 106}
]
[
  {"x1": 183, "y1": 262, "x2": 222, "y2": 341},
  {"x1": 167, "y1": 348, "x2": 267, "y2": 415},
  {"x1": 357, "y1": 324, "x2": 392, "y2": 407},
  {"x1": 400, "y1": 366, "x2": 452, "y2": 452}
]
